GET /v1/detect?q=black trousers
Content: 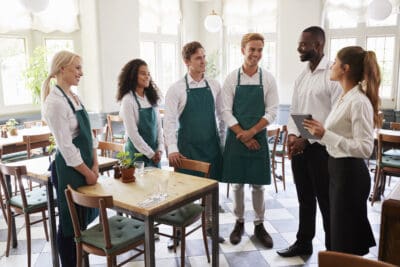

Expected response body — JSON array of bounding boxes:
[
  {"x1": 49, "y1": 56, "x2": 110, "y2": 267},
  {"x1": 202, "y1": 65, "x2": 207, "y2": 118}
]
[
  {"x1": 328, "y1": 157, "x2": 376, "y2": 255},
  {"x1": 291, "y1": 142, "x2": 330, "y2": 249}
]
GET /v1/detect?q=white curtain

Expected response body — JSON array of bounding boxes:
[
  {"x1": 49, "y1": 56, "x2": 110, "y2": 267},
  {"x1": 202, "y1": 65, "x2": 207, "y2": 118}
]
[
  {"x1": 0, "y1": 0, "x2": 79, "y2": 33},
  {"x1": 223, "y1": 0, "x2": 277, "y2": 34},
  {"x1": 139, "y1": 0, "x2": 181, "y2": 33}
]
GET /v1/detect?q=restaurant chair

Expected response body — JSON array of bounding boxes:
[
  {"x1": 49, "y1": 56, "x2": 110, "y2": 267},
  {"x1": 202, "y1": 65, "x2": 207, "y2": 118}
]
[
  {"x1": 372, "y1": 133, "x2": 400, "y2": 205},
  {"x1": 0, "y1": 164, "x2": 49, "y2": 267},
  {"x1": 389, "y1": 122, "x2": 400, "y2": 131},
  {"x1": 65, "y1": 185, "x2": 145, "y2": 267},
  {"x1": 273, "y1": 125, "x2": 288, "y2": 191},
  {"x1": 106, "y1": 114, "x2": 125, "y2": 143},
  {"x1": 318, "y1": 251, "x2": 396, "y2": 267},
  {"x1": 156, "y1": 159, "x2": 211, "y2": 267},
  {"x1": 98, "y1": 141, "x2": 124, "y2": 158},
  {"x1": 23, "y1": 120, "x2": 47, "y2": 128},
  {"x1": 23, "y1": 133, "x2": 52, "y2": 159}
]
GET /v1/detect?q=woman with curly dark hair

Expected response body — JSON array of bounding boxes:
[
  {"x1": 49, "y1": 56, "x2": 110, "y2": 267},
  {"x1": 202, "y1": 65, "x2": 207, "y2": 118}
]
[{"x1": 117, "y1": 59, "x2": 163, "y2": 167}]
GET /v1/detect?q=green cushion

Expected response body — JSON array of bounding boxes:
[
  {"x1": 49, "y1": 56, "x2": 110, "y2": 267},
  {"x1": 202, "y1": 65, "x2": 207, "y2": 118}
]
[
  {"x1": 381, "y1": 155, "x2": 400, "y2": 168},
  {"x1": 383, "y1": 149, "x2": 400, "y2": 157},
  {"x1": 1, "y1": 152, "x2": 28, "y2": 162},
  {"x1": 156, "y1": 203, "x2": 203, "y2": 226},
  {"x1": 10, "y1": 187, "x2": 48, "y2": 212},
  {"x1": 80, "y1": 216, "x2": 144, "y2": 254},
  {"x1": 113, "y1": 134, "x2": 124, "y2": 140}
]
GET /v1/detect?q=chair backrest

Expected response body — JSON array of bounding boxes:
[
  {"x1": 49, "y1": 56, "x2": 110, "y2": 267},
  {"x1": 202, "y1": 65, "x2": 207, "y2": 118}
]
[
  {"x1": 377, "y1": 133, "x2": 400, "y2": 160},
  {"x1": 23, "y1": 120, "x2": 47, "y2": 128},
  {"x1": 389, "y1": 122, "x2": 400, "y2": 131},
  {"x1": 318, "y1": 251, "x2": 396, "y2": 267},
  {"x1": 64, "y1": 185, "x2": 114, "y2": 249},
  {"x1": 281, "y1": 125, "x2": 288, "y2": 153},
  {"x1": 0, "y1": 164, "x2": 28, "y2": 208},
  {"x1": 97, "y1": 141, "x2": 124, "y2": 158},
  {"x1": 174, "y1": 159, "x2": 211, "y2": 178},
  {"x1": 106, "y1": 114, "x2": 124, "y2": 142},
  {"x1": 267, "y1": 128, "x2": 280, "y2": 156},
  {"x1": 23, "y1": 133, "x2": 52, "y2": 158}
]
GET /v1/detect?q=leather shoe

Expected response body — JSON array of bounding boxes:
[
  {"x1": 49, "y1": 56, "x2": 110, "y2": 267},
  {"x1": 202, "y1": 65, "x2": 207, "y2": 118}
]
[
  {"x1": 230, "y1": 221, "x2": 244, "y2": 245},
  {"x1": 206, "y1": 228, "x2": 225, "y2": 243},
  {"x1": 167, "y1": 230, "x2": 181, "y2": 249},
  {"x1": 254, "y1": 224, "x2": 273, "y2": 248},
  {"x1": 276, "y1": 242, "x2": 312, "y2": 257}
]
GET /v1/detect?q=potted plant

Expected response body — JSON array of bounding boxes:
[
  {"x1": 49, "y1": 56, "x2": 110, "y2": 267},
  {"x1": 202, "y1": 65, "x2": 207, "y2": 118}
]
[
  {"x1": 6, "y1": 118, "x2": 19, "y2": 136},
  {"x1": 24, "y1": 46, "x2": 49, "y2": 104},
  {"x1": 116, "y1": 151, "x2": 143, "y2": 183},
  {"x1": 47, "y1": 135, "x2": 56, "y2": 162}
]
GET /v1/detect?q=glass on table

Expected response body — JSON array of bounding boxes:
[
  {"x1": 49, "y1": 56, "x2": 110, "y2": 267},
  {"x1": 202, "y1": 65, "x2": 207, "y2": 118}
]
[{"x1": 134, "y1": 161, "x2": 145, "y2": 177}]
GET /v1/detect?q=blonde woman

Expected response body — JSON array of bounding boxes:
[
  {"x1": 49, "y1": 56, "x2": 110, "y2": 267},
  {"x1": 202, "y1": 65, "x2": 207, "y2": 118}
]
[{"x1": 42, "y1": 51, "x2": 99, "y2": 266}]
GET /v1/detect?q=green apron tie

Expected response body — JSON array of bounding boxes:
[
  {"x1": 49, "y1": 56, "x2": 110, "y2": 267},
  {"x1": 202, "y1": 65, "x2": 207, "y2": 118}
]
[
  {"x1": 125, "y1": 92, "x2": 159, "y2": 167},
  {"x1": 54, "y1": 85, "x2": 98, "y2": 237},
  {"x1": 222, "y1": 69, "x2": 271, "y2": 185},
  {"x1": 177, "y1": 74, "x2": 223, "y2": 180}
]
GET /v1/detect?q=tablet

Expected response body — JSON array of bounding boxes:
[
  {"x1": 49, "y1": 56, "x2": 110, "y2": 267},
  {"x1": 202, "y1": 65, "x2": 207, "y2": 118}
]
[{"x1": 290, "y1": 113, "x2": 321, "y2": 140}]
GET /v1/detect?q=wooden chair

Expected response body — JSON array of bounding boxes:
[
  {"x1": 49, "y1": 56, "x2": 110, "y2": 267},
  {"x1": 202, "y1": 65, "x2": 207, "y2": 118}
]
[
  {"x1": 156, "y1": 159, "x2": 211, "y2": 267},
  {"x1": 23, "y1": 133, "x2": 52, "y2": 159},
  {"x1": 318, "y1": 251, "x2": 396, "y2": 267},
  {"x1": 98, "y1": 141, "x2": 124, "y2": 158},
  {"x1": 105, "y1": 114, "x2": 125, "y2": 143},
  {"x1": 389, "y1": 122, "x2": 400, "y2": 130},
  {"x1": 273, "y1": 125, "x2": 288, "y2": 191},
  {"x1": 0, "y1": 164, "x2": 49, "y2": 267},
  {"x1": 23, "y1": 120, "x2": 47, "y2": 128},
  {"x1": 65, "y1": 185, "x2": 145, "y2": 267},
  {"x1": 372, "y1": 133, "x2": 400, "y2": 205}
]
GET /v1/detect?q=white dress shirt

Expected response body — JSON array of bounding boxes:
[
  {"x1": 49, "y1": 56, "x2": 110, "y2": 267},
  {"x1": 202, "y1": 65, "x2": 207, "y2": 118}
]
[
  {"x1": 287, "y1": 56, "x2": 342, "y2": 142},
  {"x1": 321, "y1": 85, "x2": 374, "y2": 159},
  {"x1": 42, "y1": 86, "x2": 98, "y2": 167},
  {"x1": 119, "y1": 91, "x2": 164, "y2": 159},
  {"x1": 164, "y1": 74, "x2": 225, "y2": 155},
  {"x1": 222, "y1": 67, "x2": 279, "y2": 127}
]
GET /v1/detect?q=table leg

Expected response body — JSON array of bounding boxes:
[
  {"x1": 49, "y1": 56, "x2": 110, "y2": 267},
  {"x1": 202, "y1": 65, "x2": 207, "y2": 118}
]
[
  {"x1": 46, "y1": 179, "x2": 59, "y2": 267},
  {"x1": 211, "y1": 187, "x2": 219, "y2": 267},
  {"x1": 144, "y1": 216, "x2": 155, "y2": 267},
  {"x1": 5, "y1": 174, "x2": 18, "y2": 248}
]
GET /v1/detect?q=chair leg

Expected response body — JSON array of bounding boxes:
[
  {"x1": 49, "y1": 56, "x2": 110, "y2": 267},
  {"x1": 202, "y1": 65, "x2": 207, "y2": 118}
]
[
  {"x1": 226, "y1": 183, "x2": 230, "y2": 198},
  {"x1": 173, "y1": 226, "x2": 177, "y2": 253},
  {"x1": 201, "y1": 213, "x2": 210, "y2": 263},
  {"x1": 76, "y1": 243, "x2": 83, "y2": 267},
  {"x1": 282, "y1": 156, "x2": 286, "y2": 191},
  {"x1": 272, "y1": 159, "x2": 278, "y2": 193},
  {"x1": 5, "y1": 209, "x2": 12, "y2": 257},
  {"x1": 180, "y1": 227, "x2": 186, "y2": 267},
  {"x1": 106, "y1": 255, "x2": 113, "y2": 267},
  {"x1": 25, "y1": 213, "x2": 31, "y2": 267},
  {"x1": 41, "y1": 210, "x2": 49, "y2": 241},
  {"x1": 371, "y1": 166, "x2": 381, "y2": 206}
]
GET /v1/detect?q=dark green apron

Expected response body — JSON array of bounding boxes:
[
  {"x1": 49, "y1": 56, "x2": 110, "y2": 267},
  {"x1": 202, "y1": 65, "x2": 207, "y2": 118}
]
[
  {"x1": 177, "y1": 75, "x2": 223, "y2": 180},
  {"x1": 54, "y1": 85, "x2": 98, "y2": 237},
  {"x1": 222, "y1": 69, "x2": 271, "y2": 185},
  {"x1": 125, "y1": 92, "x2": 159, "y2": 167}
]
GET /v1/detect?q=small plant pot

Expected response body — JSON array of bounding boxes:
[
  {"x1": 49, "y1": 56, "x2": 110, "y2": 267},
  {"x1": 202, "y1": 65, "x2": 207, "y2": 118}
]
[
  {"x1": 9, "y1": 128, "x2": 18, "y2": 136},
  {"x1": 120, "y1": 167, "x2": 135, "y2": 183}
]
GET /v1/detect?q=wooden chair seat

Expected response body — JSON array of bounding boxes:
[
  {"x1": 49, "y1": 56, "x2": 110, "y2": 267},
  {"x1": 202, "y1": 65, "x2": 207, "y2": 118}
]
[
  {"x1": 157, "y1": 202, "x2": 204, "y2": 226},
  {"x1": 319, "y1": 251, "x2": 396, "y2": 267}
]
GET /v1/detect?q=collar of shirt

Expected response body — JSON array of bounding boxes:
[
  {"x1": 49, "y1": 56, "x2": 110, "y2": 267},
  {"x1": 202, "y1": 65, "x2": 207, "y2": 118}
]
[
  {"x1": 339, "y1": 85, "x2": 360, "y2": 104},
  {"x1": 307, "y1": 55, "x2": 330, "y2": 73},
  {"x1": 187, "y1": 73, "x2": 207, "y2": 88},
  {"x1": 239, "y1": 66, "x2": 261, "y2": 77}
]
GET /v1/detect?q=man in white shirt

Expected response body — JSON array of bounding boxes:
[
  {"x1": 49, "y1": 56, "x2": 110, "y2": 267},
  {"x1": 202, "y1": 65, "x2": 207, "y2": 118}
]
[
  {"x1": 277, "y1": 26, "x2": 342, "y2": 257},
  {"x1": 164, "y1": 41, "x2": 225, "y2": 248},
  {"x1": 222, "y1": 33, "x2": 279, "y2": 248}
]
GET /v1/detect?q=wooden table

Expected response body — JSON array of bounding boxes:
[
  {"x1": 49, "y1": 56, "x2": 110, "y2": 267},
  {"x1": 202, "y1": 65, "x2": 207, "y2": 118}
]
[
  {"x1": 78, "y1": 168, "x2": 219, "y2": 267},
  {"x1": 379, "y1": 182, "x2": 400, "y2": 265},
  {"x1": 5, "y1": 155, "x2": 118, "y2": 267},
  {"x1": 0, "y1": 126, "x2": 51, "y2": 156}
]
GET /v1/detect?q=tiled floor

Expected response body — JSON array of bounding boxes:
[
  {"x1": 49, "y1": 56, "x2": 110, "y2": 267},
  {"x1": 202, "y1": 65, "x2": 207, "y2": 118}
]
[{"x1": 0, "y1": 160, "x2": 397, "y2": 267}]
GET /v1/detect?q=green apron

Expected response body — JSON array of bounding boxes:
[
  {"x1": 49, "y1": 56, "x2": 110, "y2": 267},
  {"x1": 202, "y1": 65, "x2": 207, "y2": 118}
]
[
  {"x1": 222, "y1": 69, "x2": 271, "y2": 185},
  {"x1": 177, "y1": 75, "x2": 223, "y2": 180},
  {"x1": 54, "y1": 85, "x2": 98, "y2": 237},
  {"x1": 125, "y1": 92, "x2": 159, "y2": 168}
]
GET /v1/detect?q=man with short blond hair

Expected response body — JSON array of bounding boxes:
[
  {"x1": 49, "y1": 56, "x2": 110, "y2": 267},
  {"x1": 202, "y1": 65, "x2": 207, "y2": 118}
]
[{"x1": 222, "y1": 32, "x2": 279, "y2": 248}]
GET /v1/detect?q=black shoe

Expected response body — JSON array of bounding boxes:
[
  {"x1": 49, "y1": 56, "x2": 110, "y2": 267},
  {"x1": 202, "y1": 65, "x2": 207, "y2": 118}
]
[
  {"x1": 167, "y1": 230, "x2": 181, "y2": 249},
  {"x1": 229, "y1": 221, "x2": 244, "y2": 245},
  {"x1": 206, "y1": 228, "x2": 225, "y2": 243},
  {"x1": 254, "y1": 224, "x2": 273, "y2": 248},
  {"x1": 276, "y1": 242, "x2": 313, "y2": 257}
]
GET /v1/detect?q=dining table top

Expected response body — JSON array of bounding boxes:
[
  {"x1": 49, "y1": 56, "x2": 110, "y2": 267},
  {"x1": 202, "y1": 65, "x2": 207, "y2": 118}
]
[
  {"x1": 78, "y1": 168, "x2": 218, "y2": 216},
  {"x1": 376, "y1": 128, "x2": 400, "y2": 137},
  {"x1": 0, "y1": 126, "x2": 51, "y2": 148},
  {"x1": 5, "y1": 155, "x2": 118, "y2": 181}
]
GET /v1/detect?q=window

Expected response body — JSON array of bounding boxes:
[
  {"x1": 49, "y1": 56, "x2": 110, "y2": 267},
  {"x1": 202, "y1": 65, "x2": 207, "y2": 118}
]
[
  {"x1": 324, "y1": 0, "x2": 400, "y2": 108},
  {"x1": 45, "y1": 38, "x2": 74, "y2": 67},
  {"x1": 223, "y1": 0, "x2": 278, "y2": 77},
  {"x1": 139, "y1": 0, "x2": 181, "y2": 100}
]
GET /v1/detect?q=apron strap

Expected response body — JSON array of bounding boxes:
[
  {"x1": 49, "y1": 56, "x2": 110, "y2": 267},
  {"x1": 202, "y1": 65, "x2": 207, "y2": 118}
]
[
  {"x1": 237, "y1": 68, "x2": 263, "y2": 86},
  {"x1": 259, "y1": 69, "x2": 263, "y2": 86},
  {"x1": 132, "y1": 91, "x2": 142, "y2": 110},
  {"x1": 56, "y1": 85, "x2": 77, "y2": 113}
]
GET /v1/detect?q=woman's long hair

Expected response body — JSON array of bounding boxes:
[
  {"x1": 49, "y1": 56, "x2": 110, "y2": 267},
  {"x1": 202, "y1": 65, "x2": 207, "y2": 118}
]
[
  {"x1": 41, "y1": 50, "x2": 80, "y2": 103},
  {"x1": 337, "y1": 46, "x2": 381, "y2": 127},
  {"x1": 116, "y1": 59, "x2": 160, "y2": 106}
]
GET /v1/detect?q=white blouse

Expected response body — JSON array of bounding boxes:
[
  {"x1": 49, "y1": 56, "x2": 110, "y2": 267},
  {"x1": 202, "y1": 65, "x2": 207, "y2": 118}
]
[
  {"x1": 42, "y1": 86, "x2": 98, "y2": 167},
  {"x1": 321, "y1": 85, "x2": 374, "y2": 159},
  {"x1": 119, "y1": 91, "x2": 164, "y2": 159},
  {"x1": 164, "y1": 74, "x2": 225, "y2": 155}
]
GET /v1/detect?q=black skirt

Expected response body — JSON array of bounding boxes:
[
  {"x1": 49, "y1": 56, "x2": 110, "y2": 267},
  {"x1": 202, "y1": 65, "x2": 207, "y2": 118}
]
[{"x1": 328, "y1": 156, "x2": 376, "y2": 255}]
